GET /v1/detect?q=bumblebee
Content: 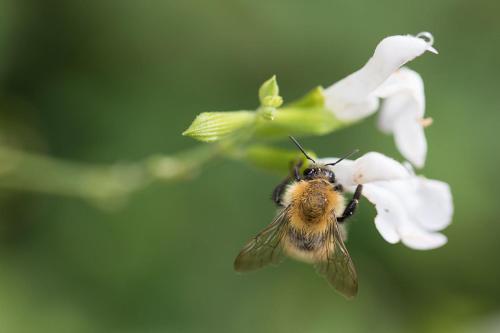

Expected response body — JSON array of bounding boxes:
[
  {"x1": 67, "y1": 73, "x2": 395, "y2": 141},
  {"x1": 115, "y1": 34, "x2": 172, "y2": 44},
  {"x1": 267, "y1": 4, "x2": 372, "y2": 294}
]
[{"x1": 234, "y1": 137, "x2": 363, "y2": 299}]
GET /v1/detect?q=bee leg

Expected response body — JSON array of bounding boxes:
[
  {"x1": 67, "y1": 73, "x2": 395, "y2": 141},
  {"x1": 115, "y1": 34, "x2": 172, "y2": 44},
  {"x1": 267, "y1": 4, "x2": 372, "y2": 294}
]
[
  {"x1": 272, "y1": 176, "x2": 291, "y2": 207},
  {"x1": 271, "y1": 160, "x2": 303, "y2": 207},
  {"x1": 337, "y1": 185, "x2": 363, "y2": 223}
]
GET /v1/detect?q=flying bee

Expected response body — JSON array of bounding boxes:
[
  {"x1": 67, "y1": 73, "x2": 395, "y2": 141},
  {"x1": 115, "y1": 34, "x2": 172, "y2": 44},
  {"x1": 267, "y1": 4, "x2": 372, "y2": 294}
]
[{"x1": 234, "y1": 136, "x2": 363, "y2": 299}]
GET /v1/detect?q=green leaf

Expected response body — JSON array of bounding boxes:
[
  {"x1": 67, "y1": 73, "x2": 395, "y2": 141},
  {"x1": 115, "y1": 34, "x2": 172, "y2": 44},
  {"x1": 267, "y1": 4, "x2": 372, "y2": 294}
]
[
  {"x1": 259, "y1": 75, "x2": 283, "y2": 108},
  {"x1": 239, "y1": 145, "x2": 314, "y2": 174},
  {"x1": 182, "y1": 111, "x2": 256, "y2": 142}
]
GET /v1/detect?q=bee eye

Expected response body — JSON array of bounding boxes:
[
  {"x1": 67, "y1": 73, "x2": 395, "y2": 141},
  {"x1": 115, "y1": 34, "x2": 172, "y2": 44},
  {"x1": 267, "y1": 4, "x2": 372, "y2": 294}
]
[{"x1": 303, "y1": 168, "x2": 313, "y2": 176}]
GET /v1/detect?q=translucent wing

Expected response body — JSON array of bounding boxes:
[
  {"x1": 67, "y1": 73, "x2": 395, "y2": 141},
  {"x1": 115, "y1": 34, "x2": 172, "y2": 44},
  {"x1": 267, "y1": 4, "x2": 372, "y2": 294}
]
[
  {"x1": 234, "y1": 207, "x2": 290, "y2": 272},
  {"x1": 315, "y1": 218, "x2": 358, "y2": 299}
]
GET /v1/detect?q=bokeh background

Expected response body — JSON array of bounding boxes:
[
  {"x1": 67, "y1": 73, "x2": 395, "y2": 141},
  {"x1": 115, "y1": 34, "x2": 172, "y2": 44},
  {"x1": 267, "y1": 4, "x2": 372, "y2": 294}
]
[{"x1": 0, "y1": 0, "x2": 498, "y2": 332}]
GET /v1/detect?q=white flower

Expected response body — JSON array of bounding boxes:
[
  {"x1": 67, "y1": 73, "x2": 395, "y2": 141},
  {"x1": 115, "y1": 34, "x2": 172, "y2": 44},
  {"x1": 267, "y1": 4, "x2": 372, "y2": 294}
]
[
  {"x1": 323, "y1": 32, "x2": 437, "y2": 168},
  {"x1": 320, "y1": 152, "x2": 453, "y2": 250}
]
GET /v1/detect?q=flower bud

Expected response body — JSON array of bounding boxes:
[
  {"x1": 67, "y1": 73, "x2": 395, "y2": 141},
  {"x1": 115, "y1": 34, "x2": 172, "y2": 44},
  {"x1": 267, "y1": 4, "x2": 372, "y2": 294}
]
[
  {"x1": 182, "y1": 111, "x2": 255, "y2": 142},
  {"x1": 259, "y1": 75, "x2": 283, "y2": 108}
]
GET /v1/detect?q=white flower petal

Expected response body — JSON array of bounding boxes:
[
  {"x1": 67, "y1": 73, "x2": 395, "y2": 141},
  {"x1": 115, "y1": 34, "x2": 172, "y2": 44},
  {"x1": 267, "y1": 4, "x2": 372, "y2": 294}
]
[
  {"x1": 321, "y1": 150, "x2": 452, "y2": 251},
  {"x1": 322, "y1": 158, "x2": 357, "y2": 188},
  {"x1": 378, "y1": 93, "x2": 417, "y2": 134},
  {"x1": 371, "y1": 67, "x2": 428, "y2": 167},
  {"x1": 399, "y1": 224, "x2": 448, "y2": 250},
  {"x1": 393, "y1": 112, "x2": 427, "y2": 168},
  {"x1": 328, "y1": 96, "x2": 379, "y2": 122},
  {"x1": 324, "y1": 34, "x2": 435, "y2": 122},
  {"x1": 364, "y1": 180, "x2": 449, "y2": 250},
  {"x1": 370, "y1": 177, "x2": 452, "y2": 232},
  {"x1": 353, "y1": 152, "x2": 410, "y2": 183},
  {"x1": 361, "y1": 183, "x2": 403, "y2": 244},
  {"x1": 320, "y1": 152, "x2": 409, "y2": 187},
  {"x1": 376, "y1": 68, "x2": 425, "y2": 133},
  {"x1": 412, "y1": 178, "x2": 453, "y2": 231},
  {"x1": 374, "y1": 67, "x2": 425, "y2": 104}
]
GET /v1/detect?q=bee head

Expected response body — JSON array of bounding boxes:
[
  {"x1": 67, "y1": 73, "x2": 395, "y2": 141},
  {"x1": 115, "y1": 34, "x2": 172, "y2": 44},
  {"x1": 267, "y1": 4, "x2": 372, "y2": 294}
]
[
  {"x1": 303, "y1": 165, "x2": 336, "y2": 183},
  {"x1": 288, "y1": 136, "x2": 359, "y2": 184}
]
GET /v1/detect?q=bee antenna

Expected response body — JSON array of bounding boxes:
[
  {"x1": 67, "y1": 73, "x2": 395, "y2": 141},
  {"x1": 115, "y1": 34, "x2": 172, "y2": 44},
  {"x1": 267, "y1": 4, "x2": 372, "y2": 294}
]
[
  {"x1": 289, "y1": 136, "x2": 316, "y2": 164},
  {"x1": 325, "y1": 149, "x2": 359, "y2": 167}
]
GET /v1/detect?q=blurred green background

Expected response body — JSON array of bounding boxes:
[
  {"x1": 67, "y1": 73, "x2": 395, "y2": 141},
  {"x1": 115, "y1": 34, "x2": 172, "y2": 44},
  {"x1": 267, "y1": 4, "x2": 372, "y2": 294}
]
[{"x1": 0, "y1": 0, "x2": 498, "y2": 332}]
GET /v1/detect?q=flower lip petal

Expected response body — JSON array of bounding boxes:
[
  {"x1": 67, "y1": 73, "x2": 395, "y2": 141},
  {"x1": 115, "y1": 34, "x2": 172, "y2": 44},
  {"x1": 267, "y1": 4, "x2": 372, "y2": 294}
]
[
  {"x1": 320, "y1": 150, "x2": 452, "y2": 251},
  {"x1": 412, "y1": 178, "x2": 453, "y2": 231},
  {"x1": 361, "y1": 183, "x2": 403, "y2": 244},
  {"x1": 365, "y1": 179, "x2": 449, "y2": 250},
  {"x1": 399, "y1": 225, "x2": 448, "y2": 250},
  {"x1": 371, "y1": 177, "x2": 451, "y2": 246}
]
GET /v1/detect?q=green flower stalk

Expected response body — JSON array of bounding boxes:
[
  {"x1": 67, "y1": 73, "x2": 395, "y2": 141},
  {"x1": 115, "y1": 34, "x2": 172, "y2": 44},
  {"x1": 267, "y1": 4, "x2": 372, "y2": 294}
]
[{"x1": 182, "y1": 76, "x2": 350, "y2": 144}]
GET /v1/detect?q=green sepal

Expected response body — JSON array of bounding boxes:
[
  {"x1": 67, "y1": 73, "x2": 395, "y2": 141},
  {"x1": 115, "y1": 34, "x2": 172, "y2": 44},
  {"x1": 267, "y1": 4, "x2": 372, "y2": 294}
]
[
  {"x1": 288, "y1": 86, "x2": 325, "y2": 108},
  {"x1": 258, "y1": 106, "x2": 276, "y2": 121},
  {"x1": 254, "y1": 106, "x2": 344, "y2": 139},
  {"x1": 182, "y1": 111, "x2": 256, "y2": 142},
  {"x1": 239, "y1": 145, "x2": 315, "y2": 174},
  {"x1": 254, "y1": 86, "x2": 350, "y2": 139}
]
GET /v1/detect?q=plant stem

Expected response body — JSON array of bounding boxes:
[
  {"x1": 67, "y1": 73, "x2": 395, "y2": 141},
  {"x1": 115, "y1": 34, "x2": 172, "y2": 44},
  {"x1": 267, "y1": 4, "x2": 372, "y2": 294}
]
[{"x1": 0, "y1": 144, "x2": 221, "y2": 207}]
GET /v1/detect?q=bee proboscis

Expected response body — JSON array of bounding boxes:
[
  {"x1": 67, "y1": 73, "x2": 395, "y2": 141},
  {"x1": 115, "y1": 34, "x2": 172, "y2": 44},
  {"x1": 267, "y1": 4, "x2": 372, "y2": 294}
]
[{"x1": 234, "y1": 137, "x2": 363, "y2": 299}]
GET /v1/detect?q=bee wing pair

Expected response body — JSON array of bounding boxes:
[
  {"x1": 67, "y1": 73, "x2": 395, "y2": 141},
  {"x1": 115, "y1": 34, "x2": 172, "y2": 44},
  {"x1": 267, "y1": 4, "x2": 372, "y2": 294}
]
[
  {"x1": 233, "y1": 207, "x2": 290, "y2": 272},
  {"x1": 234, "y1": 207, "x2": 358, "y2": 299},
  {"x1": 314, "y1": 219, "x2": 358, "y2": 299}
]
